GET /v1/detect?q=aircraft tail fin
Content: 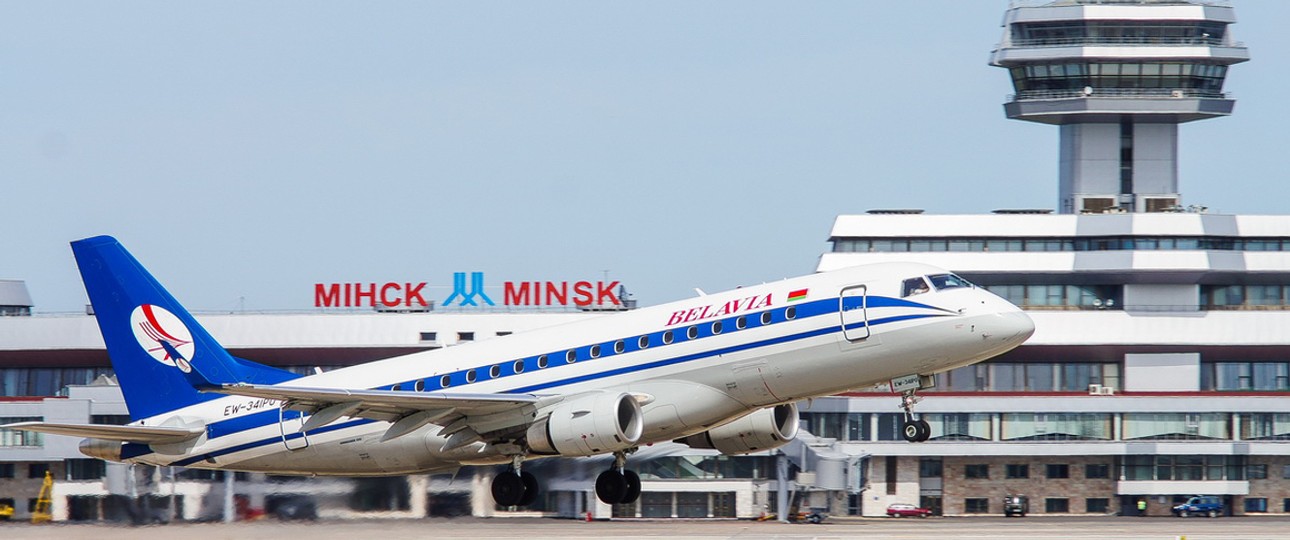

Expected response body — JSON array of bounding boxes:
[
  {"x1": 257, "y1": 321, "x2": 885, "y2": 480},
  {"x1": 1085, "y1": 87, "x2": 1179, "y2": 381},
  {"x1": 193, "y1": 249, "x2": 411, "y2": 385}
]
[{"x1": 72, "y1": 236, "x2": 296, "y2": 421}]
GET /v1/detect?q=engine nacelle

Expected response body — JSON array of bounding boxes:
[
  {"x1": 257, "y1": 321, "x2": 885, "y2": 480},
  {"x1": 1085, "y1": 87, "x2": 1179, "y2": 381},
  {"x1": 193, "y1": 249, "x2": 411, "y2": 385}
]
[
  {"x1": 678, "y1": 403, "x2": 799, "y2": 455},
  {"x1": 79, "y1": 438, "x2": 123, "y2": 462},
  {"x1": 526, "y1": 392, "x2": 643, "y2": 457}
]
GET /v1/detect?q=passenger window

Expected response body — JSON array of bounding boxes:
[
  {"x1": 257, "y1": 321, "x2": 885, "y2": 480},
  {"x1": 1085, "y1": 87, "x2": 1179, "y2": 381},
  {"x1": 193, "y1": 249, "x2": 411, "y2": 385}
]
[
  {"x1": 513, "y1": 360, "x2": 525, "y2": 374},
  {"x1": 440, "y1": 375, "x2": 451, "y2": 388},
  {"x1": 590, "y1": 345, "x2": 602, "y2": 358},
  {"x1": 712, "y1": 321, "x2": 723, "y2": 335},
  {"x1": 414, "y1": 379, "x2": 425, "y2": 392},
  {"x1": 537, "y1": 355, "x2": 548, "y2": 369},
  {"x1": 760, "y1": 312, "x2": 772, "y2": 325},
  {"x1": 615, "y1": 340, "x2": 625, "y2": 354},
  {"x1": 662, "y1": 331, "x2": 674, "y2": 344},
  {"x1": 786, "y1": 306, "x2": 797, "y2": 320},
  {"x1": 902, "y1": 277, "x2": 931, "y2": 297},
  {"x1": 638, "y1": 335, "x2": 649, "y2": 349},
  {"x1": 489, "y1": 365, "x2": 501, "y2": 378},
  {"x1": 687, "y1": 326, "x2": 698, "y2": 340},
  {"x1": 391, "y1": 383, "x2": 401, "y2": 391},
  {"x1": 928, "y1": 273, "x2": 973, "y2": 291},
  {"x1": 736, "y1": 316, "x2": 747, "y2": 330},
  {"x1": 566, "y1": 350, "x2": 577, "y2": 363},
  {"x1": 466, "y1": 370, "x2": 477, "y2": 383}
]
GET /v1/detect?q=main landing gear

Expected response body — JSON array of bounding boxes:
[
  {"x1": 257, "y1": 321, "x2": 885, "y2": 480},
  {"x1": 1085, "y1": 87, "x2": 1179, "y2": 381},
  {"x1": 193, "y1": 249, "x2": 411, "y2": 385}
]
[
  {"x1": 900, "y1": 389, "x2": 931, "y2": 443},
  {"x1": 594, "y1": 451, "x2": 642, "y2": 505},
  {"x1": 492, "y1": 455, "x2": 540, "y2": 507}
]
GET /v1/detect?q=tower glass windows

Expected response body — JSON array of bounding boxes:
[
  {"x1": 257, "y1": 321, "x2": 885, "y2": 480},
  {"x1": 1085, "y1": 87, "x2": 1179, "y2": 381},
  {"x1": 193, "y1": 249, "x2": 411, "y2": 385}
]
[
  {"x1": 1011, "y1": 21, "x2": 1226, "y2": 47},
  {"x1": 1009, "y1": 62, "x2": 1228, "y2": 98}
]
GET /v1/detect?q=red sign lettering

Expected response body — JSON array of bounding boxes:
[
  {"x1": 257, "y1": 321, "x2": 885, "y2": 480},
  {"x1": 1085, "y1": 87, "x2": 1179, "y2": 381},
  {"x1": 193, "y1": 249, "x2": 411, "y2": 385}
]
[{"x1": 313, "y1": 282, "x2": 432, "y2": 308}]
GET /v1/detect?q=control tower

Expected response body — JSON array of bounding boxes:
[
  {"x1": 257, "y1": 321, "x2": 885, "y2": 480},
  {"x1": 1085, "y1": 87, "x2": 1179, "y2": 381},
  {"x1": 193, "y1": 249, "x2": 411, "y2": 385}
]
[{"x1": 990, "y1": 0, "x2": 1248, "y2": 214}]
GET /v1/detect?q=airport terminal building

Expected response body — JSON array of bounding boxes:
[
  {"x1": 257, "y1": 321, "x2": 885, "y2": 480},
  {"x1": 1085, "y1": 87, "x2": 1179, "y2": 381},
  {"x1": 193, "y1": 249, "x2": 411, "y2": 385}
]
[{"x1": 3, "y1": 0, "x2": 1289, "y2": 522}]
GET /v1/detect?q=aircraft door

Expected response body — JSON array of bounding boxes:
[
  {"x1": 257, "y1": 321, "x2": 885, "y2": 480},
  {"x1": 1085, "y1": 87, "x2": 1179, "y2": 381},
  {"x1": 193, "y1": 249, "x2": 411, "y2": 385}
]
[
  {"x1": 279, "y1": 407, "x2": 310, "y2": 451},
  {"x1": 839, "y1": 285, "x2": 870, "y2": 342}
]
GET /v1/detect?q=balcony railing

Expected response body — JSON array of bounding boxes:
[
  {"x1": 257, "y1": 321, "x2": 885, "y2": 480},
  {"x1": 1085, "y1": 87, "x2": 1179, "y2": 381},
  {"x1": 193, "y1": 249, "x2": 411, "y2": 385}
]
[
  {"x1": 1009, "y1": 88, "x2": 1229, "y2": 102},
  {"x1": 1009, "y1": 37, "x2": 1238, "y2": 48},
  {"x1": 1008, "y1": 0, "x2": 1230, "y2": 7}
]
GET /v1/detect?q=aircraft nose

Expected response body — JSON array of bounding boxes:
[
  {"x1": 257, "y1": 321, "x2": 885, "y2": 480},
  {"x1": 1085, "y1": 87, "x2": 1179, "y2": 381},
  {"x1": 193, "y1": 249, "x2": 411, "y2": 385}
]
[{"x1": 1000, "y1": 309, "x2": 1035, "y2": 344}]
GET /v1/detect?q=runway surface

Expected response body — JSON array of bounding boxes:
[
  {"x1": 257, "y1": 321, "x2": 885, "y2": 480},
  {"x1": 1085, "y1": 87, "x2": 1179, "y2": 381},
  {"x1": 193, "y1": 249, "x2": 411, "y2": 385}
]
[{"x1": 3, "y1": 516, "x2": 1288, "y2": 540}]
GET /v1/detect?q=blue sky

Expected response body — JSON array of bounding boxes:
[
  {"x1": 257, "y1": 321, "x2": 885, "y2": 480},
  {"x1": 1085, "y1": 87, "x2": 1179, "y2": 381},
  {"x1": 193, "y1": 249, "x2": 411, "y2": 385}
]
[{"x1": 2, "y1": 1, "x2": 1287, "y2": 312}]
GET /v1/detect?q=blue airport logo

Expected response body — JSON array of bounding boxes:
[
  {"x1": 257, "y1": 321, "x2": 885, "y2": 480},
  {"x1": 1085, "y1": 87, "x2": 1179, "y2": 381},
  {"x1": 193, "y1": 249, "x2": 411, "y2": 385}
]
[{"x1": 442, "y1": 272, "x2": 495, "y2": 307}]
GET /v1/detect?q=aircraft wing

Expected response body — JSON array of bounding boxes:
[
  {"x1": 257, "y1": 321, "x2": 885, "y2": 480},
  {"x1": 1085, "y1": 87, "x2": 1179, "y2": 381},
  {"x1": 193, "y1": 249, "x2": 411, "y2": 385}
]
[
  {"x1": 209, "y1": 383, "x2": 545, "y2": 442},
  {"x1": 213, "y1": 383, "x2": 538, "y2": 417},
  {"x1": 1, "y1": 422, "x2": 204, "y2": 445}
]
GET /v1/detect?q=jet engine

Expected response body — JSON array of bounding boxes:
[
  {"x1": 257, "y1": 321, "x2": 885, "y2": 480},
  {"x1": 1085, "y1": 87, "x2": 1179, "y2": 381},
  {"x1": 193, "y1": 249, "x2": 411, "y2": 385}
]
[
  {"x1": 677, "y1": 403, "x2": 799, "y2": 455},
  {"x1": 526, "y1": 392, "x2": 643, "y2": 457}
]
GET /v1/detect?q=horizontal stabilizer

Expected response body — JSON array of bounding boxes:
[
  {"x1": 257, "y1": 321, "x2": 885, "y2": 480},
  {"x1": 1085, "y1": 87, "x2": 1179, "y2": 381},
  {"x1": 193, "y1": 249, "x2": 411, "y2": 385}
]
[{"x1": 2, "y1": 422, "x2": 204, "y2": 445}]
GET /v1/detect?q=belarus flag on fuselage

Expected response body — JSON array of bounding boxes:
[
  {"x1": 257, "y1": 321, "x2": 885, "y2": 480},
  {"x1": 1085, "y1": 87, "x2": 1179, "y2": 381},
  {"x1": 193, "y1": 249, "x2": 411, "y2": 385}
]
[{"x1": 788, "y1": 288, "x2": 808, "y2": 302}]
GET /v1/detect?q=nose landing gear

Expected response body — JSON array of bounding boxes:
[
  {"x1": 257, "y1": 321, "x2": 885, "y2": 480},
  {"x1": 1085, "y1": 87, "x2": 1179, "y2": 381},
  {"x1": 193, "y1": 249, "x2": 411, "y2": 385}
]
[{"x1": 900, "y1": 390, "x2": 931, "y2": 443}]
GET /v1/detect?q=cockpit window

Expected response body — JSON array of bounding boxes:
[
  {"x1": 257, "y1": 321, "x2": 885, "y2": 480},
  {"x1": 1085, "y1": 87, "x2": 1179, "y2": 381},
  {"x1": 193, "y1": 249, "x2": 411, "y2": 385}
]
[
  {"x1": 901, "y1": 277, "x2": 931, "y2": 297},
  {"x1": 928, "y1": 273, "x2": 973, "y2": 291}
]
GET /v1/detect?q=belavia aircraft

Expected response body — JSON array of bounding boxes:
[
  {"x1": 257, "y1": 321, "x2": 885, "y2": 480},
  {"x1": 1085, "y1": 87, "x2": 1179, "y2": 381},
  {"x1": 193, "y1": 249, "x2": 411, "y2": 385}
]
[{"x1": 8, "y1": 236, "x2": 1033, "y2": 507}]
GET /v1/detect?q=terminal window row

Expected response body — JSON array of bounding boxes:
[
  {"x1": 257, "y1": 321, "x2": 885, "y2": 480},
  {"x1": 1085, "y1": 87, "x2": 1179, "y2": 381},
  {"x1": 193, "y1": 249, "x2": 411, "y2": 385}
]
[
  {"x1": 984, "y1": 285, "x2": 1120, "y2": 310},
  {"x1": 5, "y1": 358, "x2": 1279, "y2": 399},
  {"x1": 967, "y1": 496, "x2": 1284, "y2": 516},
  {"x1": 831, "y1": 236, "x2": 1290, "y2": 253},
  {"x1": 0, "y1": 417, "x2": 42, "y2": 447},
  {"x1": 980, "y1": 463, "x2": 1116, "y2": 480},
  {"x1": 634, "y1": 455, "x2": 773, "y2": 481},
  {"x1": 933, "y1": 361, "x2": 1122, "y2": 392},
  {"x1": 799, "y1": 412, "x2": 1290, "y2": 443},
  {"x1": 1203, "y1": 361, "x2": 1290, "y2": 392},
  {"x1": 985, "y1": 284, "x2": 1290, "y2": 311},
  {"x1": 0, "y1": 367, "x2": 115, "y2": 397},
  {"x1": 924, "y1": 455, "x2": 1256, "y2": 483},
  {"x1": 1203, "y1": 285, "x2": 1290, "y2": 310},
  {"x1": 934, "y1": 360, "x2": 1290, "y2": 393}
]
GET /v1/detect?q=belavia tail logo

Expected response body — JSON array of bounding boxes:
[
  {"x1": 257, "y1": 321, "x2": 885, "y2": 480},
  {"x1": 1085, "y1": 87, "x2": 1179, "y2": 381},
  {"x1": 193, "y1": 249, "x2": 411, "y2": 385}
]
[{"x1": 130, "y1": 305, "x2": 195, "y2": 373}]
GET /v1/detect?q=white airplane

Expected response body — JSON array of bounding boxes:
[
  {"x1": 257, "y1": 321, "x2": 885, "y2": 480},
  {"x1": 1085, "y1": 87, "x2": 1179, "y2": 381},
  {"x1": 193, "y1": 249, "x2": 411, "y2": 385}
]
[{"x1": 8, "y1": 236, "x2": 1033, "y2": 507}]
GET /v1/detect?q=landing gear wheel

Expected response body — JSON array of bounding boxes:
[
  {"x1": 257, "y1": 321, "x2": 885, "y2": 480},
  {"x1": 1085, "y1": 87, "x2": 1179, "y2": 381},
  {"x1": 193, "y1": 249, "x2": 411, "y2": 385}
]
[
  {"x1": 518, "y1": 470, "x2": 540, "y2": 507},
  {"x1": 916, "y1": 419, "x2": 932, "y2": 442},
  {"x1": 902, "y1": 420, "x2": 921, "y2": 442},
  {"x1": 595, "y1": 469, "x2": 628, "y2": 505},
  {"x1": 621, "y1": 469, "x2": 641, "y2": 504},
  {"x1": 491, "y1": 470, "x2": 526, "y2": 507}
]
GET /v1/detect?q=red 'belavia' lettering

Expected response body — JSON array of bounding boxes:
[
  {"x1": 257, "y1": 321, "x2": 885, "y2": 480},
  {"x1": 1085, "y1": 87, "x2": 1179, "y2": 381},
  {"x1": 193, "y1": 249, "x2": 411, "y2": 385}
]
[{"x1": 666, "y1": 293, "x2": 773, "y2": 326}]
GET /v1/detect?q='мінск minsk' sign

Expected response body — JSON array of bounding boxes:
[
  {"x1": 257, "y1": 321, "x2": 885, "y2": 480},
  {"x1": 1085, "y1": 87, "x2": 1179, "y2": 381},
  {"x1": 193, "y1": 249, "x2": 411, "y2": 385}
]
[{"x1": 314, "y1": 272, "x2": 624, "y2": 309}]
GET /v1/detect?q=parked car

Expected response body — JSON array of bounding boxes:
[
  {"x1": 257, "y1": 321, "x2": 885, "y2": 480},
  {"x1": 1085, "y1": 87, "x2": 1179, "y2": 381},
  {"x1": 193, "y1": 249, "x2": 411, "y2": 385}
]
[
  {"x1": 886, "y1": 503, "x2": 933, "y2": 518},
  {"x1": 1004, "y1": 495, "x2": 1028, "y2": 517},
  {"x1": 267, "y1": 495, "x2": 317, "y2": 521},
  {"x1": 1173, "y1": 496, "x2": 1223, "y2": 518}
]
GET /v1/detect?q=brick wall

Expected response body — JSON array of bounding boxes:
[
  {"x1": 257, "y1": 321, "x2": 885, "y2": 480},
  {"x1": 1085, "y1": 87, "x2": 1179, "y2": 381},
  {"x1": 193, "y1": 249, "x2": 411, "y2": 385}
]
[
  {"x1": 1247, "y1": 455, "x2": 1290, "y2": 514},
  {"x1": 941, "y1": 456, "x2": 1116, "y2": 516}
]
